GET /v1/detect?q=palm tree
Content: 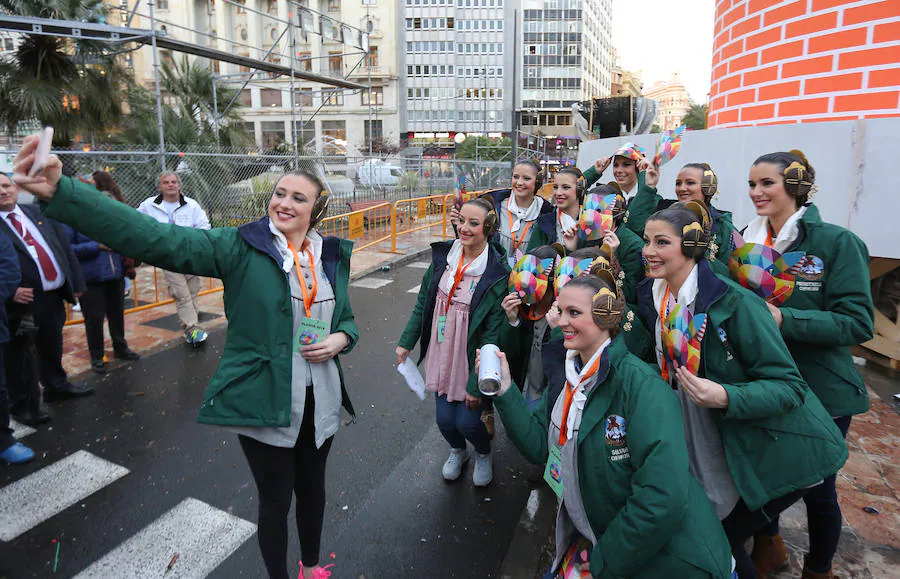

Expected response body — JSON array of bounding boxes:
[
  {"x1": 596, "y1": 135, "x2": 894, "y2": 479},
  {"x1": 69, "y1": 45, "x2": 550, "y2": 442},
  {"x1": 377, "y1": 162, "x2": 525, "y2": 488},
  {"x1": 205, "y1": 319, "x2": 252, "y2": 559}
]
[
  {"x1": 682, "y1": 104, "x2": 708, "y2": 131},
  {"x1": 0, "y1": 0, "x2": 126, "y2": 145}
]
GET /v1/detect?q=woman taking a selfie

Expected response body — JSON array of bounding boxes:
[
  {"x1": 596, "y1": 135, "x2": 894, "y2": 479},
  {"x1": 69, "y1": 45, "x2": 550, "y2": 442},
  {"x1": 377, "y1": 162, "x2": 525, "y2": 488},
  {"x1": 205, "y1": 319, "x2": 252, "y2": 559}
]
[{"x1": 13, "y1": 136, "x2": 357, "y2": 579}]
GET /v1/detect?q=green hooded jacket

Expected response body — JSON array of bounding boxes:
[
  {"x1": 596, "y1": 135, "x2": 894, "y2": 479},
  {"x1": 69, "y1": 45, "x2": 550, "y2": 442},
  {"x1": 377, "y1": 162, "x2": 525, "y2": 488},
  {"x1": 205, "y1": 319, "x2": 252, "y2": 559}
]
[
  {"x1": 398, "y1": 240, "x2": 509, "y2": 396},
  {"x1": 635, "y1": 261, "x2": 848, "y2": 511},
  {"x1": 495, "y1": 337, "x2": 733, "y2": 578},
  {"x1": 43, "y1": 177, "x2": 360, "y2": 426},
  {"x1": 769, "y1": 204, "x2": 874, "y2": 417}
]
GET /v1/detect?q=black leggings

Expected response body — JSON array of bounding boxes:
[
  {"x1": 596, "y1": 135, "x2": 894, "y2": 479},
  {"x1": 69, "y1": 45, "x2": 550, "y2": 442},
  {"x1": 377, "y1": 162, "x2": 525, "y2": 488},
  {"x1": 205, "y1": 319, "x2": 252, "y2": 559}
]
[
  {"x1": 722, "y1": 488, "x2": 808, "y2": 579},
  {"x1": 758, "y1": 416, "x2": 853, "y2": 574},
  {"x1": 239, "y1": 390, "x2": 333, "y2": 578}
]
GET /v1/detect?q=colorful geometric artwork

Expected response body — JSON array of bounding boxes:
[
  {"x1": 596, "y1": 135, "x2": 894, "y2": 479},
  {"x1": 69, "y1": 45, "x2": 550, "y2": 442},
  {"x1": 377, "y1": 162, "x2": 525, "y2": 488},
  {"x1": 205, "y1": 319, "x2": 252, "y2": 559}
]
[
  {"x1": 577, "y1": 193, "x2": 617, "y2": 241},
  {"x1": 662, "y1": 304, "x2": 707, "y2": 376},
  {"x1": 653, "y1": 125, "x2": 686, "y2": 167},
  {"x1": 729, "y1": 242, "x2": 805, "y2": 306},
  {"x1": 456, "y1": 174, "x2": 466, "y2": 206},
  {"x1": 508, "y1": 254, "x2": 555, "y2": 305},
  {"x1": 557, "y1": 536, "x2": 592, "y2": 579},
  {"x1": 554, "y1": 256, "x2": 596, "y2": 296},
  {"x1": 613, "y1": 142, "x2": 647, "y2": 162}
]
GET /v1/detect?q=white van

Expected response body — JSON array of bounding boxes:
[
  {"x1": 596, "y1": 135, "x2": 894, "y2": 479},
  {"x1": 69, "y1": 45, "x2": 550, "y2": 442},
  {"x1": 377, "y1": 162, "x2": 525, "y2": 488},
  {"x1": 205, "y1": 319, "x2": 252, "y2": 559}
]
[{"x1": 357, "y1": 161, "x2": 403, "y2": 186}]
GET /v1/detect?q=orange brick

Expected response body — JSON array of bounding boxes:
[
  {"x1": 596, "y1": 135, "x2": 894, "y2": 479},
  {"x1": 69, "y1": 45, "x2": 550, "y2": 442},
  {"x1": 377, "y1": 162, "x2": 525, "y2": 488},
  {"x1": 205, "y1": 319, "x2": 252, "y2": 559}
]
[
  {"x1": 805, "y1": 72, "x2": 863, "y2": 94},
  {"x1": 779, "y1": 97, "x2": 830, "y2": 116},
  {"x1": 840, "y1": 45, "x2": 900, "y2": 70},
  {"x1": 720, "y1": 74, "x2": 743, "y2": 93},
  {"x1": 808, "y1": 28, "x2": 868, "y2": 54},
  {"x1": 717, "y1": 108, "x2": 740, "y2": 125},
  {"x1": 741, "y1": 103, "x2": 776, "y2": 121},
  {"x1": 801, "y1": 115, "x2": 860, "y2": 123},
  {"x1": 714, "y1": 31, "x2": 731, "y2": 52},
  {"x1": 758, "y1": 119, "x2": 798, "y2": 126},
  {"x1": 863, "y1": 113, "x2": 900, "y2": 119},
  {"x1": 708, "y1": 113, "x2": 718, "y2": 126},
  {"x1": 762, "y1": 40, "x2": 804, "y2": 64},
  {"x1": 727, "y1": 88, "x2": 758, "y2": 106},
  {"x1": 874, "y1": 21, "x2": 900, "y2": 43},
  {"x1": 724, "y1": 4, "x2": 748, "y2": 28},
  {"x1": 833, "y1": 91, "x2": 900, "y2": 113},
  {"x1": 713, "y1": 62, "x2": 728, "y2": 81},
  {"x1": 759, "y1": 80, "x2": 801, "y2": 101},
  {"x1": 716, "y1": 0, "x2": 733, "y2": 21},
  {"x1": 811, "y1": 0, "x2": 851, "y2": 11},
  {"x1": 869, "y1": 68, "x2": 900, "y2": 89},
  {"x1": 844, "y1": 0, "x2": 900, "y2": 26},
  {"x1": 711, "y1": 95, "x2": 727, "y2": 111},
  {"x1": 729, "y1": 52, "x2": 760, "y2": 74},
  {"x1": 722, "y1": 38, "x2": 745, "y2": 60},
  {"x1": 732, "y1": 15, "x2": 762, "y2": 40},
  {"x1": 743, "y1": 65, "x2": 780, "y2": 85},
  {"x1": 746, "y1": 27, "x2": 782, "y2": 50},
  {"x1": 763, "y1": 1, "x2": 806, "y2": 27},
  {"x1": 750, "y1": 0, "x2": 783, "y2": 13},
  {"x1": 783, "y1": 55, "x2": 833, "y2": 78},
  {"x1": 785, "y1": 12, "x2": 837, "y2": 38}
]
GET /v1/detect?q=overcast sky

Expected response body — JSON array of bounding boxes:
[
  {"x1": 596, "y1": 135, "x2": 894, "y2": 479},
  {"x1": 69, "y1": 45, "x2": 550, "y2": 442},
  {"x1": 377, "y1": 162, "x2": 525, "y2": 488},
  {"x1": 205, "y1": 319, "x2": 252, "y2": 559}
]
[{"x1": 611, "y1": 0, "x2": 715, "y2": 103}]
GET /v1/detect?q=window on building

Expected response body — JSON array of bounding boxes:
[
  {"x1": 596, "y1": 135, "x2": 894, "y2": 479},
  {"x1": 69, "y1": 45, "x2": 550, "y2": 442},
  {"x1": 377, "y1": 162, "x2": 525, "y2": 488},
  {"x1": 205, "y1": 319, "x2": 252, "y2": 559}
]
[
  {"x1": 235, "y1": 0, "x2": 246, "y2": 13},
  {"x1": 158, "y1": 0, "x2": 169, "y2": 9},
  {"x1": 364, "y1": 120, "x2": 383, "y2": 143},
  {"x1": 296, "y1": 87, "x2": 314, "y2": 107},
  {"x1": 297, "y1": 52, "x2": 312, "y2": 72},
  {"x1": 321, "y1": 121, "x2": 347, "y2": 155},
  {"x1": 261, "y1": 121, "x2": 284, "y2": 149},
  {"x1": 328, "y1": 51, "x2": 343, "y2": 74},
  {"x1": 366, "y1": 46, "x2": 379, "y2": 67},
  {"x1": 261, "y1": 89, "x2": 282, "y2": 107},
  {"x1": 362, "y1": 86, "x2": 383, "y2": 105},
  {"x1": 327, "y1": 0, "x2": 340, "y2": 12},
  {"x1": 238, "y1": 89, "x2": 252, "y2": 106},
  {"x1": 447, "y1": 17, "x2": 454, "y2": 28},
  {"x1": 323, "y1": 90, "x2": 344, "y2": 106},
  {"x1": 362, "y1": 0, "x2": 377, "y2": 4}
]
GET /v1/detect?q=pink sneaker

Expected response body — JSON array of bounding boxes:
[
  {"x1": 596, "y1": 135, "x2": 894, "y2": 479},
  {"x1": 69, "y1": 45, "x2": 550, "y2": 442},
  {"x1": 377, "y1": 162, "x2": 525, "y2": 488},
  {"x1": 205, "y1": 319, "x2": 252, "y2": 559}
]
[{"x1": 298, "y1": 563, "x2": 334, "y2": 579}]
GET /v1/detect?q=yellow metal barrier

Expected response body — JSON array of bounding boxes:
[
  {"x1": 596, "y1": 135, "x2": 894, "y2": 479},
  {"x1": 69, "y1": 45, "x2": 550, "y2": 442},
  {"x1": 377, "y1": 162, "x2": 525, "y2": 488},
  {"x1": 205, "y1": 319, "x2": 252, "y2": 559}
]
[{"x1": 63, "y1": 191, "x2": 492, "y2": 326}]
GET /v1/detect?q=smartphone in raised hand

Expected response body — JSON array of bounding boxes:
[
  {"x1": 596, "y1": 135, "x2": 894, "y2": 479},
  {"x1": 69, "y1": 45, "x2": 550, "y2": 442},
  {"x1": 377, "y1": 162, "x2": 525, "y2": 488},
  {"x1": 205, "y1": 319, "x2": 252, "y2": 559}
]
[{"x1": 28, "y1": 127, "x2": 54, "y2": 178}]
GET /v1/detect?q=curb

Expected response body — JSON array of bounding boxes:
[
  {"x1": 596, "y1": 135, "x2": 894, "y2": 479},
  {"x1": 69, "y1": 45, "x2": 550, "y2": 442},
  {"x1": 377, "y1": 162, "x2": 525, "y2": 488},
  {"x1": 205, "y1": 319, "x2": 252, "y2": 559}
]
[{"x1": 498, "y1": 485, "x2": 557, "y2": 579}]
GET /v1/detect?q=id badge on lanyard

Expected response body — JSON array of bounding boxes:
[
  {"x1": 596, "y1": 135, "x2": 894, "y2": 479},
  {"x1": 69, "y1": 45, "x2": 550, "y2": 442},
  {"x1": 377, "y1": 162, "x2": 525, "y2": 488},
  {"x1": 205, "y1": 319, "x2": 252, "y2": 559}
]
[
  {"x1": 289, "y1": 242, "x2": 329, "y2": 350},
  {"x1": 544, "y1": 444, "x2": 564, "y2": 498}
]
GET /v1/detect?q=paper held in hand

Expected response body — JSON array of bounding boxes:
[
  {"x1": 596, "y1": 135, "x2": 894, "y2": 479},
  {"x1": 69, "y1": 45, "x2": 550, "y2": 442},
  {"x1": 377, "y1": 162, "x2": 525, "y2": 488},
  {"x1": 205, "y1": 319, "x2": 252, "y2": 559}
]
[{"x1": 397, "y1": 358, "x2": 426, "y2": 400}]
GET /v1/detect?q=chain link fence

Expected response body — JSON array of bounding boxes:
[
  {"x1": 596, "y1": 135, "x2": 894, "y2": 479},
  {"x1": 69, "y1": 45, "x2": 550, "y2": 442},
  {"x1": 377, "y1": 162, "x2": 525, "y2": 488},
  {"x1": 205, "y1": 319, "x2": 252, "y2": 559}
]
[{"x1": 5, "y1": 145, "x2": 512, "y2": 227}]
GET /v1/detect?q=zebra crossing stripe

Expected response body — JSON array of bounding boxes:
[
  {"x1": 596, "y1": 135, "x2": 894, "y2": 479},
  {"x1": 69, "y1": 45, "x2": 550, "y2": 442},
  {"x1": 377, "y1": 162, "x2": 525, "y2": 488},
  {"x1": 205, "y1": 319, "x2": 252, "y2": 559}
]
[
  {"x1": 407, "y1": 284, "x2": 421, "y2": 294},
  {"x1": 0, "y1": 450, "x2": 129, "y2": 541},
  {"x1": 74, "y1": 498, "x2": 257, "y2": 578},
  {"x1": 10, "y1": 419, "x2": 35, "y2": 440}
]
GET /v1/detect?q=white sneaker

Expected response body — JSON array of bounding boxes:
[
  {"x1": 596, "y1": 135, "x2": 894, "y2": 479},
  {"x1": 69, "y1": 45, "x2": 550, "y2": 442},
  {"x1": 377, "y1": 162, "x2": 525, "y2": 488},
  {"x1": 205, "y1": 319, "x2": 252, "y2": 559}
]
[
  {"x1": 442, "y1": 448, "x2": 469, "y2": 481},
  {"x1": 473, "y1": 451, "x2": 493, "y2": 487}
]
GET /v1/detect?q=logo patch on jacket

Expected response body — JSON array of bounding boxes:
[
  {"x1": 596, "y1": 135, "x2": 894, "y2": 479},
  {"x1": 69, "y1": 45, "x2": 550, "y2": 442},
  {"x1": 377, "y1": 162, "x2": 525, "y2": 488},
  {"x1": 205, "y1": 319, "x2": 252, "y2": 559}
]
[
  {"x1": 795, "y1": 255, "x2": 825, "y2": 291},
  {"x1": 606, "y1": 415, "x2": 631, "y2": 461}
]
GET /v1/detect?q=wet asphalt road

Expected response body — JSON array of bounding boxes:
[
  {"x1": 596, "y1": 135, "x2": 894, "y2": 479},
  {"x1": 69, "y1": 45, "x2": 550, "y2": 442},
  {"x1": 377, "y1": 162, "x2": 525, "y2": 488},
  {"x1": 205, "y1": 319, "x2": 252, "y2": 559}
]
[{"x1": 0, "y1": 258, "x2": 535, "y2": 578}]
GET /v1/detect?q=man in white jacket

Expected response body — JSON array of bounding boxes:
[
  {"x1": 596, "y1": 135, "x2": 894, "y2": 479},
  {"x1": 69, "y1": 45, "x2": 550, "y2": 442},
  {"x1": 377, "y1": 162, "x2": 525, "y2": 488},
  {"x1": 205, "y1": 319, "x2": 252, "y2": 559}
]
[{"x1": 137, "y1": 172, "x2": 211, "y2": 345}]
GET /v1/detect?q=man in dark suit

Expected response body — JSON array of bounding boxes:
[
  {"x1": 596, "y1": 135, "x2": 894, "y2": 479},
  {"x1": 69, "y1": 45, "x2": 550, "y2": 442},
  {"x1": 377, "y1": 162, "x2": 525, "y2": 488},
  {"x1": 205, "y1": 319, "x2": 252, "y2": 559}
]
[
  {"x1": 0, "y1": 229, "x2": 34, "y2": 464},
  {"x1": 0, "y1": 173, "x2": 92, "y2": 423}
]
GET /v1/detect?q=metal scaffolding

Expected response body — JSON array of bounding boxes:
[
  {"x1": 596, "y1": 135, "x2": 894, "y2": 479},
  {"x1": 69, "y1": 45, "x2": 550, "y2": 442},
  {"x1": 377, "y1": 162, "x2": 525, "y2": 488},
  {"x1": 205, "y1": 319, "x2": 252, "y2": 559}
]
[{"x1": 0, "y1": 1, "x2": 371, "y2": 168}]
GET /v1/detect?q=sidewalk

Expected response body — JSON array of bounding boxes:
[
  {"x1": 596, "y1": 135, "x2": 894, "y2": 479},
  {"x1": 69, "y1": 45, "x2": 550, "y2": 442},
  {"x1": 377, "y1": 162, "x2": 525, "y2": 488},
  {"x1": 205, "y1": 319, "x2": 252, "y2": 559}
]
[{"x1": 59, "y1": 223, "x2": 448, "y2": 378}]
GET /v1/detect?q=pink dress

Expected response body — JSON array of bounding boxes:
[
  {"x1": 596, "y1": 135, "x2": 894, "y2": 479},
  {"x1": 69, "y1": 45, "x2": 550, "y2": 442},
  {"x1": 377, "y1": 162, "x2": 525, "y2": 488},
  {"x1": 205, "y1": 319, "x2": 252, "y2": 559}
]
[{"x1": 423, "y1": 269, "x2": 483, "y2": 402}]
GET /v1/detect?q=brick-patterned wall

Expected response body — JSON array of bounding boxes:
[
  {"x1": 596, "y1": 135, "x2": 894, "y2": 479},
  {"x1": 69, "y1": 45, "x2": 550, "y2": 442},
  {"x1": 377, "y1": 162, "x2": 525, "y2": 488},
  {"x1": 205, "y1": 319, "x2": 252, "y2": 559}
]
[{"x1": 708, "y1": 0, "x2": 900, "y2": 128}]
